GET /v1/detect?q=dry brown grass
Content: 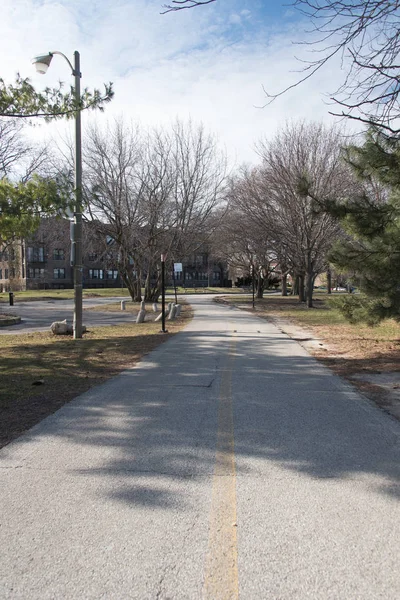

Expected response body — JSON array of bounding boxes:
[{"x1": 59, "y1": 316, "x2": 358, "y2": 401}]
[{"x1": 0, "y1": 304, "x2": 192, "y2": 448}]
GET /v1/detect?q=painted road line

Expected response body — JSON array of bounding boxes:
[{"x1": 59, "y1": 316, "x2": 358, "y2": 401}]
[{"x1": 203, "y1": 335, "x2": 238, "y2": 600}]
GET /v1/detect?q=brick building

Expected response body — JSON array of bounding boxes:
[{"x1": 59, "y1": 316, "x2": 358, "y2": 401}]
[
  {"x1": 0, "y1": 218, "x2": 230, "y2": 291},
  {"x1": 0, "y1": 218, "x2": 120, "y2": 291}
]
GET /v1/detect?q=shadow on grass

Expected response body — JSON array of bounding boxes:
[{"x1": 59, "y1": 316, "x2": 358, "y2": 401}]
[{"x1": 0, "y1": 326, "x2": 177, "y2": 448}]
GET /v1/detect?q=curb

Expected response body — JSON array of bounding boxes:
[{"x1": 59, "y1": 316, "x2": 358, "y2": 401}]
[{"x1": 0, "y1": 316, "x2": 21, "y2": 327}]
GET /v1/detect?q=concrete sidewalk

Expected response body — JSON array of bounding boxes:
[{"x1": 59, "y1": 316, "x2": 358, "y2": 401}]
[{"x1": 1, "y1": 297, "x2": 399, "y2": 599}]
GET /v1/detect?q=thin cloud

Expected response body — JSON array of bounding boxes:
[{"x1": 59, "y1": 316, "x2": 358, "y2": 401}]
[{"x1": 1, "y1": 0, "x2": 355, "y2": 166}]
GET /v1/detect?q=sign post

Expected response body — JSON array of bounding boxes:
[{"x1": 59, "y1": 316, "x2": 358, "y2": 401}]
[{"x1": 173, "y1": 263, "x2": 182, "y2": 304}]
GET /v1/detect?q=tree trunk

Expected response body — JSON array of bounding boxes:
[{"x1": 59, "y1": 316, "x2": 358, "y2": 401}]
[
  {"x1": 144, "y1": 271, "x2": 152, "y2": 301},
  {"x1": 299, "y1": 274, "x2": 306, "y2": 303},
  {"x1": 292, "y1": 275, "x2": 299, "y2": 296},
  {"x1": 305, "y1": 253, "x2": 313, "y2": 308},
  {"x1": 147, "y1": 288, "x2": 161, "y2": 302},
  {"x1": 125, "y1": 278, "x2": 141, "y2": 302},
  {"x1": 121, "y1": 268, "x2": 142, "y2": 302},
  {"x1": 256, "y1": 274, "x2": 263, "y2": 299},
  {"x1": 327, "y1": 269, "x2": 332, "y2": 294},
  {"x1": 281, "y1": 273, "x2": 288, "y2": 296},
  {"x1": 219, "y1": 265, "x2": 224, "y2": 287},
  {"x1": 306, "y1": 271, "x2": 313, "y2": 308},
  {"x1": 134, "y1": 283, "x2": 142, "y2": 302},
  {"x1": 144, "y1": 269, "x2": 162, "y2": 302}
]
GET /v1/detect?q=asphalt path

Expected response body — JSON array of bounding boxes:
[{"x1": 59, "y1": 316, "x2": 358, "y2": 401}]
[
  {"x1": 0, "y1": 296, "x2": 137, "y2": 334},
  {"x1": 0, "y1": 296, "x2": 399, "y2": 598}
]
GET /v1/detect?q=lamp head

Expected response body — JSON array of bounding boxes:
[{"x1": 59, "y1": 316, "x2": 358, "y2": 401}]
[{"x1": 32, "y1": 53, "x2": 53, "y2": 74}]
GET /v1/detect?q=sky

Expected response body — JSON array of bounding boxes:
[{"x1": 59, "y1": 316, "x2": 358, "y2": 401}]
[{"x1": 1, "y1": 0, "x2": 353, "y2": 167}]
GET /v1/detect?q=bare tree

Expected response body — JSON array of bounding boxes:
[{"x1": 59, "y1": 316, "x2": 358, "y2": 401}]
[
  {"x1": 140, "y1": 120, "x2": 226, "y2": 300},
  {"x1": 161, "y1": 0, "x2": 216, "y2": 13},
  {"x1": 269, "y1": 1, "x2": 400, "y2": 132},
  {"x1": 82, "y1": 119, "x2": 143, "y2": 299},
  {"x1": 226, "y1": 122, "x2": 350, "y2": 307},
  {"x1": 220, "y1": 174, "x2": 282, "y2": 297},
  {"x1": 82, "y1": 118, "x2": 226, "y2": 301},
  {"x1": 0, "y1": 120, "x2": 29, "y2": 177},
  {"x1": 169, "y1": 120, "x2": 226, "y2": 250},
  {"x1": 0, "y1": 118, "x2": 49, "y2": 180},
  {"x1": 258, "y1": 122, "x2": 352, "y2": 306}
]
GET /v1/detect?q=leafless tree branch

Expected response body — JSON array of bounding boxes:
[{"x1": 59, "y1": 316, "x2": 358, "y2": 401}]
[
  {"x1": 161, "y1": 0, "x2": 216, "y2": 14},
  {"x1": 268, "y1": 1, "x2": 400, "y2": 130},
  {"x1": 162, "y1": 0, "x2": 400, "y2": 129}
]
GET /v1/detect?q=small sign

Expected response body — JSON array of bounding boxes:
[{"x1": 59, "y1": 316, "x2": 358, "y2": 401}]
[{"x1": 174, "y1": 263, "x2": 183, "y2": 273}]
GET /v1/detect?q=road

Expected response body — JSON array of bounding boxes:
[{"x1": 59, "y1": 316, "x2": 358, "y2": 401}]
[
  {"x1": 0, "y1": 296, "x2": 136, "y2": 333},
  {"x1": 0, "y1": 296, "x2": 399, "y2": 599}
]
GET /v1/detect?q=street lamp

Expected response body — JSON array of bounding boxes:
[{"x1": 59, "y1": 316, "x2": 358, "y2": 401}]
[
  {"x1": 32, "y1": 50, "x2": 83, "y2": 339},
  {"x1": 160, "y1": 253, "x2": 167, "y2": 333},
  {"x1": 250, "y1": 262, "x2": 255, "y2": 310}
]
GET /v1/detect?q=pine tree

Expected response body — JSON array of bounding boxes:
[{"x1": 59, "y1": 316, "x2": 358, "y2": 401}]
[
  {"x1": 0, "y1": 176, "x2": 71, "y2": 247},
  {"x1": 329, "y1": 128, "x2": 400, "y2": 324},
  {"x1": 0, "y1": 75, "x2": 113, "y2": 121}
]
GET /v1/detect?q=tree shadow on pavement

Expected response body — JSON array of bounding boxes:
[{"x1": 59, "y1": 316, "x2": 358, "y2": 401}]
[{"x1": 3, "y1": 317, "x2": 400, "y2": 508}]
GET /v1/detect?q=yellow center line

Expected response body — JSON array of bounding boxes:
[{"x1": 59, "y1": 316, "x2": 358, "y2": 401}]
[{"x1": 203, "y1": 334, "x2": 239, "y2": 600}]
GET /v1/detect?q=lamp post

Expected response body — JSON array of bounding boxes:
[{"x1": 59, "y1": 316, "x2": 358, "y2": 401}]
[
  {"x1": 251, "y1": 262, "x2": 255, "y2": 310},
  {"x1": 161, "y1": 253, "x2": 167, "y2": 333},
  {"x1": 32, "y1": 51, "x2": 83, "y2": 339}
]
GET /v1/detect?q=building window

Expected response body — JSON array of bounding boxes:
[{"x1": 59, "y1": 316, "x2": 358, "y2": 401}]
[
  {"x1": 1, "y1": 249, "x2": 16, "y2": 261},
  {"x1": 213, "y1": 272, "x2": 221, "y2": 281},
  {"x1": 53, "y1": 268, "x2": 65, "y2": 279},
  {"x1": 10, "y1": 268, "x2": 15, "y2": 278},
  {"x1": 27, "y1": 247, "x2": 45, "y2": 262},
  {"x1": 88, "y1": 253, "x2": 98, "y2": 262},
  {"x1": 4, "y1": 269, "x2": 9, "y2": 279},
  {"x1": 0, "y1": 269, "x2": 2, "y2": 279},
  {"x1": 53, "y1": 249, "x2": 65, "y2": 260},
  {"x1": 105, "y1": 269, "x2": 118, "y2": 280},
  {"x1": 28, "y1": 268, "x2": 45, "y2": 279},
  {"x1": 89, "y1": 269, "x2": 103, "y2": 279},
  {"x1": 185, "y1": 272, "x2": 192, "y2": 280}
]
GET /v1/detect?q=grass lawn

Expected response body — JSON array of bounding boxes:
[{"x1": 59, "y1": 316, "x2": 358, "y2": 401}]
[
  {"x1": 0, "y1": 288, "x2": 131, "y2": 303},
  {"x1": 0, "y1": 304, "x2": 192, "y2": 449},
  {"x1": 0, "y1": 286, "x2": 241, "y2": 304},
  {"x1": 216, "y1": 293, "x2": 400, "y2": 416}
]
